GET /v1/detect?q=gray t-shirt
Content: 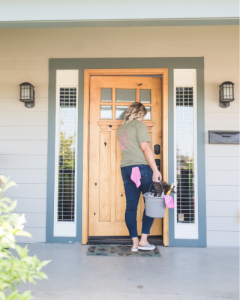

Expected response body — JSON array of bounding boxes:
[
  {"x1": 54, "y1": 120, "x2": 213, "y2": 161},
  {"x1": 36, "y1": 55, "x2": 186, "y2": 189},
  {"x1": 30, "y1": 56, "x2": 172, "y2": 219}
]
[{"x1": 117, "y1": 120, "x2": 150, "y2": 167}]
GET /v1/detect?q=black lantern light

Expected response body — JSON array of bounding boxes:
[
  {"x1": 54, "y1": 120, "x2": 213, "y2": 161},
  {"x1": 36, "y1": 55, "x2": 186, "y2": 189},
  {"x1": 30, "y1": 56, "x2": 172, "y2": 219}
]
[
  {"x1": 219, "y1": 81, "x2": 235, "y2": 108},
  {"x1": 19, "y1": 82, "x2": 35, "y2": 108}
]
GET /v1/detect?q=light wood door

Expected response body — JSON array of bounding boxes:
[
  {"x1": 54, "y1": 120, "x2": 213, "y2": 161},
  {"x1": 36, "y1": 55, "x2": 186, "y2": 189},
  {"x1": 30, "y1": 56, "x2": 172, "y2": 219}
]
[{"x1": 89, "y1": 76, "x2": 162, "y2": 237}]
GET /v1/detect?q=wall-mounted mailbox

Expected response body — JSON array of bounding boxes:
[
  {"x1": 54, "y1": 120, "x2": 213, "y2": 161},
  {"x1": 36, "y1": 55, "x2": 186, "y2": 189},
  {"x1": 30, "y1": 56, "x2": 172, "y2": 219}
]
[{"x1": 208, "y1": 131, "x2": 240, "y2": 144}]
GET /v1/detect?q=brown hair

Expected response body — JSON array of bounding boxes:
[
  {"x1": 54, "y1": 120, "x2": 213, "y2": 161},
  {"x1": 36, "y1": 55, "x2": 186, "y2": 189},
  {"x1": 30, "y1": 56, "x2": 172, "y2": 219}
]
[{"x1": 122, "y1": 102, "x2": 147, "y2": 124}]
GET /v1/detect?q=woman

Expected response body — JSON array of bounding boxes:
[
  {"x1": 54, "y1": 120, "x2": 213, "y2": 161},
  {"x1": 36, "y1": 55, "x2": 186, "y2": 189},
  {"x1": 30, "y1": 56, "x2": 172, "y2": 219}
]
[{"x1": 117, "y1": 102, "x2": 162, "y2": 252}]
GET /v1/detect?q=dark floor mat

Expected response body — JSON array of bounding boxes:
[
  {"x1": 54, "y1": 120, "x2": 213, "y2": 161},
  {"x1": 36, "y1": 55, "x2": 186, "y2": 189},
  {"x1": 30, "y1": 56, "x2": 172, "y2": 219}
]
[{"x1": 87, "y1": 245, "x2": 161, "y2": 257}]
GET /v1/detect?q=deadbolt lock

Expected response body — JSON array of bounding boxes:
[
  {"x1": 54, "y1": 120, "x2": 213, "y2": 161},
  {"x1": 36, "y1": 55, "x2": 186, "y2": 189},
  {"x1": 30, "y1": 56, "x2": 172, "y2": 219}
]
[{"x1": 154, "y1": 144, "x2": 160, "y2": 155}]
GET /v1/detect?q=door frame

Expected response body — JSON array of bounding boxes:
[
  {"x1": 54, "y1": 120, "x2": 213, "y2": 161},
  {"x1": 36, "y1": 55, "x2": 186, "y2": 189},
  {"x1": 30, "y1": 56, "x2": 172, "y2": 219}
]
[{"x1": 82, "y1": 68, "x2": 169, "y2": 245}]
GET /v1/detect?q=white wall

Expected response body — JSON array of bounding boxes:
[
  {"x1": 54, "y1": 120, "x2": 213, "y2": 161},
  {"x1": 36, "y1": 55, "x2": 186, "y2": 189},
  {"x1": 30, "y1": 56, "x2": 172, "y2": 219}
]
[
  {"x1": 0, "y1": 25, "x2": 239, "y2": 245},
  {"x1": 0, "y1": 0, "x2": 239, "y2": 22}
]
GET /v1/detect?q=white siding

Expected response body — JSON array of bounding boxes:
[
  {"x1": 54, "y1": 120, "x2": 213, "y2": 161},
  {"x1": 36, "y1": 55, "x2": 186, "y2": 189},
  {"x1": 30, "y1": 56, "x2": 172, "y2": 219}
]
[
  {"x1": 0, "y1": 155, "x2": 47, "y2": 169},
  {"x1": 0, "y1": 25, "x2": 239, "y2": 245},
  {"x1": 5, "y1": 184, "x2": 46, "y2": 199},
  {"x1": 207, "y1": 232, "x2": 239, "y2": 248},
  {"x1": 0, "y1": 141, "x2": 47, "y2": 155},
  {"x1": 0, "y1": 169, "x2": 47, "y2": 184},
  {"x1": 206, "y1": 185, "x2": 239, "y2": 201},
  {"x1": 207, "y1": 217, "x2": 239, "y2": 232},
  {"x1": 16, "y1": 228, "x2": 46, "y2": 243},
  {"x1": 207, "y1": 201, "x2": 239, "y2": 217},
  {"x1": 14, "y1": 198, "x2": 46, "y2": 213}
]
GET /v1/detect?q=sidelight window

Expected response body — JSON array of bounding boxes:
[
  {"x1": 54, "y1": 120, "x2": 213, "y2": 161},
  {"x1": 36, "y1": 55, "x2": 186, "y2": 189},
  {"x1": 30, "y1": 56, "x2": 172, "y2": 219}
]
[
  {"x1": 174, "y1": 69, "x2": 198, "y2": 240},
  {"x1": 54, "y1": 70, "x2": 78, "y2": 237}
]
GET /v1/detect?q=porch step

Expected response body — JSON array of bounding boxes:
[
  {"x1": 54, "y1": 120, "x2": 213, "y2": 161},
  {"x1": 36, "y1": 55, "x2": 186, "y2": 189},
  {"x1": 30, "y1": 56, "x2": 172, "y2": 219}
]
[{"x1": 88, "y1": 235, "x2": 163, "y2": 246}]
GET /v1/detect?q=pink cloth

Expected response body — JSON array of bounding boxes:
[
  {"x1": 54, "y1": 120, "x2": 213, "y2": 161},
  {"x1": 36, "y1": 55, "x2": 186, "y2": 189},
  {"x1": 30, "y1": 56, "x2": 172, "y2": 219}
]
[
  {"x1": 163, "y1": 195, "x2": 175, "y2": 209},
  {"x1": 130, "y1": 167, "x2": 141, "y2": 188}
]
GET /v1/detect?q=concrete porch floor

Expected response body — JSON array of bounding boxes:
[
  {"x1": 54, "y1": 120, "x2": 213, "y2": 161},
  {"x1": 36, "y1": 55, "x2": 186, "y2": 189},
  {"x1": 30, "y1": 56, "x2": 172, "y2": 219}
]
[{"x1": 18, "y1": 244, "x2": 238, "y2": 300}]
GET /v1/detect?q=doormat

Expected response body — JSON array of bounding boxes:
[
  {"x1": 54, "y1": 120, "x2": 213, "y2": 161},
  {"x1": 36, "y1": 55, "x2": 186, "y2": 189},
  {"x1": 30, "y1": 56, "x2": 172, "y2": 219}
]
[{"x1": 87, "y1": 245, "x2": 161, "y2": 257}]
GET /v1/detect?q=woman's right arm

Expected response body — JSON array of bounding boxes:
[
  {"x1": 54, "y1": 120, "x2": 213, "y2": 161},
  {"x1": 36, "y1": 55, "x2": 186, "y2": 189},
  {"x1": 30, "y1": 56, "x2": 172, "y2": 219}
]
[{"x1": 140, "y1": 142, "x2": 162, "y2": 182}]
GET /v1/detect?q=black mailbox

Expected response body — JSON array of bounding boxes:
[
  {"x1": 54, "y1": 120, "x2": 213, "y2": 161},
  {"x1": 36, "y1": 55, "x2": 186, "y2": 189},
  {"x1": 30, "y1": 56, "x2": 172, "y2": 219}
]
[{"x1": 208, "y1": 131, "x2": 240, "y2": 144}]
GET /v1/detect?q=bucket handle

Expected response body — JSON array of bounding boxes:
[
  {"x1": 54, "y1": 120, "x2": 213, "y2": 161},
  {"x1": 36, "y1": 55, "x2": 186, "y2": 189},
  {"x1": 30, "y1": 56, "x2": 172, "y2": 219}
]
[{"x1": 149, "y1": 180, "x2": 164, "y2": 196}]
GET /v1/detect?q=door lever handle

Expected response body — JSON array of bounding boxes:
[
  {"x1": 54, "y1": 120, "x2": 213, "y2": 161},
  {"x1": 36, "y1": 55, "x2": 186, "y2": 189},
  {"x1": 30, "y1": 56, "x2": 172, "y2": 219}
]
[{"x1": 155, "y1": 159, "x2": 160, "y2": 171}]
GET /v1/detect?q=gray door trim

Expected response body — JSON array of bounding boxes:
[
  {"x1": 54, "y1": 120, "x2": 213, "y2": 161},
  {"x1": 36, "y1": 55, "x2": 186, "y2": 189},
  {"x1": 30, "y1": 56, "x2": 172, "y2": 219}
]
[
  {"x1": 1, "y1": 18, "x2": 238, "y2": 29},
  {"x1": 47, "y1": 57, "x2": 206, "y2": 246}
]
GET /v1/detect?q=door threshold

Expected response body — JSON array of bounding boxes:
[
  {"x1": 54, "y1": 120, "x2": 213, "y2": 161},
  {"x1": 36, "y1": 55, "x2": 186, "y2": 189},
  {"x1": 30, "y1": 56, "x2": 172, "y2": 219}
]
[{"x1": 88, "y1": 235, "x2": 163, "y2": 246}]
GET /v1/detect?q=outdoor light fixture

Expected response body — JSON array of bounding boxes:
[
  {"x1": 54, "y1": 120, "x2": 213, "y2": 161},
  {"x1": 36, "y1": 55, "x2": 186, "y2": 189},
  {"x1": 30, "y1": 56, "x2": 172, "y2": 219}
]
[
  {"x1": 19, "y1": 82, "x2": 35, "y2": 108},
  {"x1": 219, "y1": 81, "x2": 235, "y2": 108}
]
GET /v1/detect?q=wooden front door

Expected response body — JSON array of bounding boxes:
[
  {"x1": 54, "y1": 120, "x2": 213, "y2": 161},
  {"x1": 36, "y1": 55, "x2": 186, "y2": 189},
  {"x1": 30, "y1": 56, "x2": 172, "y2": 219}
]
[{"x1": 89, "y1": 76, "x2": 162, "y2": 237}]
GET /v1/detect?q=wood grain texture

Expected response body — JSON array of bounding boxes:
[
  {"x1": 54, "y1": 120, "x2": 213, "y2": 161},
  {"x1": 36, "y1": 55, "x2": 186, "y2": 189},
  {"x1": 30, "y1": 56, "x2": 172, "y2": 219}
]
[
  {"x1": 162, "y1": 68, "x2": 169, "y2": 246},
  {"x1": 99, "y1": 132, "x2": 111, "y2": 222},
  {"x1": 85, "y1": 70, "x2": 167, "y2": 240},
  {"x1": 98, "y1": 120, "x2": 154, "y2": 126},
  {"x1": 82, "y1": 70, "x2": 90, "y2": 244},
  {"x1": 115, "y1": 140, "x2": 125, "y2": 222}
]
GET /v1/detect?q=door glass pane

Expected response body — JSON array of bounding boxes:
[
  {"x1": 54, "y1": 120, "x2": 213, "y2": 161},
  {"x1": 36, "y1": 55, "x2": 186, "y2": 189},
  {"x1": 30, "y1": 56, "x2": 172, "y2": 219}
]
[
  {"x1": 57, "y1": 87, "x2": 77, "y2": 222},
  {"x1": 175, "y1": 87, "x2": 195, "y2": 224},
  {"x1": 116, "y1": 89, "x2": 136, "y2": 102},
  {"x1": 116, "y1": 106, "x2": 128, "y2": 120},
  {"x1": 140, "y1": 89, "x2": 151, "y2": 103},
  {"x1": 101, "y1": 88, "x2": 112, "y2": 102},
  {"x1": 144, "y1": 107, "x2": 151, "y2": 120},
  {"x1": 100, "y1": 106, "x2": 112, "y2": 119}
]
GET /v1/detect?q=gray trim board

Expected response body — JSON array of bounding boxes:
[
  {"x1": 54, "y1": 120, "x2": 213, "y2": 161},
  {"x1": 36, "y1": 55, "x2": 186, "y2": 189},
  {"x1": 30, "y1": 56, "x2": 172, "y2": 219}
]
[
  {"x1": 47, "y1": 57, "x2": 206, "y2": 247},
  {"x1": 1, "y1": 17, "x2": 238, "y2": 29}
]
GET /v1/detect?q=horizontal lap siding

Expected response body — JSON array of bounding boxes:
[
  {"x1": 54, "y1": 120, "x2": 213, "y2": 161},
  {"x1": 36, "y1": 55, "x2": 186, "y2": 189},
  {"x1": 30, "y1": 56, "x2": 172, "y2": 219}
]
[
  {"x1": 200, "y1": 29, "x2": 239, "y2": 245},
  {"x1": 204, "y1": 54, "x2": 239, "y2": 246},
  {"x1": 0, "y1": 59, "x2": 48, "y2": 242},
  {"x1": 0, "y1": 25, "x2": 239, "y2": 245}
]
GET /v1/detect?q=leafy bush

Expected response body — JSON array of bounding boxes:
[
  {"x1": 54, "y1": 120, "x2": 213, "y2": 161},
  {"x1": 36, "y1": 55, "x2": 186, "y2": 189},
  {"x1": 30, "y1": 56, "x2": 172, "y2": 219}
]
[{"x1": 0, "y1": 175, "x2": 51, "y2": 300}]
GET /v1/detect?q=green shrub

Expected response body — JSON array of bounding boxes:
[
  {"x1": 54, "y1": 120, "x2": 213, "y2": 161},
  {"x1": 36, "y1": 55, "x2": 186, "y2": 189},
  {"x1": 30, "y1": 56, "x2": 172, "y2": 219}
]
[{"x1": 0, "y1": 175, "x2": 51, "y2": 300}]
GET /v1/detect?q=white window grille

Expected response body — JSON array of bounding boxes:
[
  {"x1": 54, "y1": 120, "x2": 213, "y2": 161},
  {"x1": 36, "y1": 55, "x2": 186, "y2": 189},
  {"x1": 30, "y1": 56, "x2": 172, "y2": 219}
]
[
  {"x1": 57, "y1": 87, "x2": 77, "y2": 222},
  {"x1": 176, "y1": 87, "x2": 195, "y2": 223}
]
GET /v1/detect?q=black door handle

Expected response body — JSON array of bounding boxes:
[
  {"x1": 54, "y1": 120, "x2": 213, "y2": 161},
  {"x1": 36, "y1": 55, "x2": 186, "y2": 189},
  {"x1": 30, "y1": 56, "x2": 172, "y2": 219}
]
[{"x1": 155, "y1": 159, "x2": 160, "y2": 170}]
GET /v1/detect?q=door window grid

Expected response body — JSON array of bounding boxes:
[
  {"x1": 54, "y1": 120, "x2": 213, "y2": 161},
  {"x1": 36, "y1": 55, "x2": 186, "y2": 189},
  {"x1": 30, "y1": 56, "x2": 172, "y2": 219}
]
[
  {"x1": 100, "y1": 88, "x2": 151, "y2": 120},
  {"x1": 176, "y1": 87, "x2": 195, "y2": 224},
  {"x1": 101, "y1": 88, "x2": 112, "y2": 102},
  {"x1": 140, "y1": 89, "x2": 151, "y2": 103},
  {"x1": 100, "y1": 105, "x2": 112, "y2": 119},
  {"x1": 57, "y1": 88, "x2": 77, "y2": 222},
  {"x1": 116, "y1": 89, "x2": 136, "y2": 102}
]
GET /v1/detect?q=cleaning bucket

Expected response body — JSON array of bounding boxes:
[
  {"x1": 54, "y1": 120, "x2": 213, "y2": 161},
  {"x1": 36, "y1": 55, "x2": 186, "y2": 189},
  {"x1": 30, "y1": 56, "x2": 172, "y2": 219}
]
[{"x1": 143, "y1": 182, "x2": 166, "y2": 218}]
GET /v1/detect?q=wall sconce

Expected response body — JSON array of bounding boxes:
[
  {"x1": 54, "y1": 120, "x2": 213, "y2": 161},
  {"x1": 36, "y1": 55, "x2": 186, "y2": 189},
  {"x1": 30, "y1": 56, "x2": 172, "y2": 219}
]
[
  {"x1": 19, "y1": 82, "x2": 35, "y2": 108},
  {"x1": 219, "y1": 81, "x2": 235, "y2": 108}
]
